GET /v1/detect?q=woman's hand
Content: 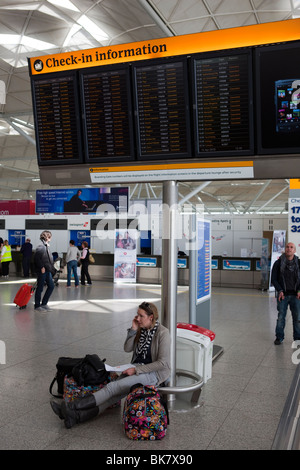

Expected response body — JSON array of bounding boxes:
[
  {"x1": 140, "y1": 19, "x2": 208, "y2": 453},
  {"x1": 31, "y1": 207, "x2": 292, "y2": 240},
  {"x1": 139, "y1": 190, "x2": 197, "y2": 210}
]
[
  {"x1": 123, "y1": 367, "x2": 136, "y2": 376},
  {"x1": 131, "y1": 315, "x2": 139, "y2": 330}
]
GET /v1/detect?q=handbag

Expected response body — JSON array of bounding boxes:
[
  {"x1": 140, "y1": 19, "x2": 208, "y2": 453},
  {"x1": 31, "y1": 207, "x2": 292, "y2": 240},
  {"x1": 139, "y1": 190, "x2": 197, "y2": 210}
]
[
  {"x1": 88, "y1": 253, "x2": 95, "y2": 264},
  {"x1": 49, "y1": 356, "x2": 82, "y2": 398}
]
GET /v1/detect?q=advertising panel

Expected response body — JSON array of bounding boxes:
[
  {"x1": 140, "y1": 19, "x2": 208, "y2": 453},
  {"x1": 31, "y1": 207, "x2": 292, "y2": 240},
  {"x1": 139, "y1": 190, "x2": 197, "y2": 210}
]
[
  {"x1": 36, "y1": 187, "x2": 128, "y2": 214},
  {"x1": 114, "y1": 229, "x2": 137, "y2": 283}
]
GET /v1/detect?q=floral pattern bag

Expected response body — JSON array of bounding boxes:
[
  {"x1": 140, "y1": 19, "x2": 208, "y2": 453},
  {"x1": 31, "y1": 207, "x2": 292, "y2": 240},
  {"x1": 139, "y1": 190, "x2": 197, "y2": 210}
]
[{"x1": 123, "y1": 384, "x2": 168, "y2": 440}]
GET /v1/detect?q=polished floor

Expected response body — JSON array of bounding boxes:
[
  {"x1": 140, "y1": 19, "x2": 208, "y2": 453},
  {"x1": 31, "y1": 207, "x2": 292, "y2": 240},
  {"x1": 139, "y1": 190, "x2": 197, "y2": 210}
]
[{"x1": 0, "y1": 276, "x2": 297, "y2": 451}]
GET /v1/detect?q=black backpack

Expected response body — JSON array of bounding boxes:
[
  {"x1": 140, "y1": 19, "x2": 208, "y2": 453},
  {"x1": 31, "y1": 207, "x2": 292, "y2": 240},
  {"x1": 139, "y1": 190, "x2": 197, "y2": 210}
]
[
  {"x1": 49, "y1": 356, "x2": 82, "y2": 398},
  {"x1": 49, "y1": 354, "x2": 109, "y2": 398},
  {"x1": 72, "y1": 354, "x2": 109, "y2": 387}
]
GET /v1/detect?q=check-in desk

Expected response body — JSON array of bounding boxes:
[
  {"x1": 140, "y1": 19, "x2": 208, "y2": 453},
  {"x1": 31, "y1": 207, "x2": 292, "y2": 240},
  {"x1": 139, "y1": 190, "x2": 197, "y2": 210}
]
[
  {"x1": 58, "y1": 254, "x2": 190, "y2": 286},
  {"x1": 212, "y1": 256, "x2": 265, "y2": 289},
  {"x1": 136, "y1": 256, "x2": 189, "y2": 285},
  {"x1": 10, "y1": 251, "x2": 264, "y2": 289}
]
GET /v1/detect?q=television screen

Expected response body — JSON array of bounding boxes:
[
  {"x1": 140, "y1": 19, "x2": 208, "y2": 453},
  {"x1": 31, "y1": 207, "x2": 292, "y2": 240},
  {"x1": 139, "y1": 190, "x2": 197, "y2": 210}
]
[{"x1": 255, "y1": 41, "x2": 300, "y2": 154}]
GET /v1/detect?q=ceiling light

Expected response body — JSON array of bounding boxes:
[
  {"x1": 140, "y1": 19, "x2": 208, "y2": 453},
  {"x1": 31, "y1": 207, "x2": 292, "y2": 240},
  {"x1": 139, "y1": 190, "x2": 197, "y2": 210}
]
[
  {"x1": 77, "y1": 16, "x2": 109, "y2": 41},
  {"x1": 1, "y1": 58, "x2": 28, "y2": 68},
  {"x1": 0, "y1": 34, "x2": 56, "y2": 51},
  {"x1": 63, "y1": 24, "x2": 82, "y2": 47},
  {"x1": 47, "y1": 0, "x2": 79, "y2": 12}
]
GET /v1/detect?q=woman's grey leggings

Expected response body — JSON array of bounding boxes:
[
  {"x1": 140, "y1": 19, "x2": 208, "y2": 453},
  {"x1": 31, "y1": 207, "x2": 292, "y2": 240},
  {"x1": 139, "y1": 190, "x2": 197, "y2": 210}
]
[{"x1": 93, "y1": 371, "x2": 158, "y2": 414}]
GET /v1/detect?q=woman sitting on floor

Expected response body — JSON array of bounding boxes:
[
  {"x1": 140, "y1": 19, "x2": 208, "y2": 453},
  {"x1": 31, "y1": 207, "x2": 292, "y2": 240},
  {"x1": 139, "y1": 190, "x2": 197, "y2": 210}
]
[{"x1": 50, "y1": 301, "x2": 170, "y2": 428}]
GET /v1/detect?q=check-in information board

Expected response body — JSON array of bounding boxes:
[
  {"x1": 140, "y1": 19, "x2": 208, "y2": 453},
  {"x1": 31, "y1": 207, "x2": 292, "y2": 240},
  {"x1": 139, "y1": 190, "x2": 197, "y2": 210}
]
[{"x1": 28, "y1": 19, "x2": 300, "y2": 182}]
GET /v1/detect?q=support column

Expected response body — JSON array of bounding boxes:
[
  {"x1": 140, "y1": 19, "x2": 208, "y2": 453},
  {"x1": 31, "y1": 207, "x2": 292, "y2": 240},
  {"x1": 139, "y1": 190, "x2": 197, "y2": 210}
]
[{"x1": 161, "y1": 180, "x2": 178, "y2": 402}]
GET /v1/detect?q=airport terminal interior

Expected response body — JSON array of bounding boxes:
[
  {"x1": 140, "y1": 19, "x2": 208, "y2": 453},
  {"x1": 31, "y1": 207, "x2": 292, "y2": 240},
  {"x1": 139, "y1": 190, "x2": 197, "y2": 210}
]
[
  {"x1": 0, "y1": 276, "x2": 298, "y2": 451},
  {"x1": 1, "y1": 0, "x2": 300, "y2": 452}
]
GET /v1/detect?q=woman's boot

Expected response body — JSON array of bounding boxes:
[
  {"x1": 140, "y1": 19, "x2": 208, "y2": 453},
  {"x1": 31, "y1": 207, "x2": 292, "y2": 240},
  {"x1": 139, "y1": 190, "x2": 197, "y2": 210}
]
[
  {"x1": 50, "y1": 400, "x2": 64, "y2": 419},
  {"x1": 60, "y1": 394, "x2": 99, "y2": 429}
]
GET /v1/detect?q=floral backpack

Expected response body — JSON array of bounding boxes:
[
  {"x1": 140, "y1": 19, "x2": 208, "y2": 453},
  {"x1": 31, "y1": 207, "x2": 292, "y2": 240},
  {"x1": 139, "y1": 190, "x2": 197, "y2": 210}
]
[{"x1": 123, "y1": 384, "x2": 169, "y2": 440}]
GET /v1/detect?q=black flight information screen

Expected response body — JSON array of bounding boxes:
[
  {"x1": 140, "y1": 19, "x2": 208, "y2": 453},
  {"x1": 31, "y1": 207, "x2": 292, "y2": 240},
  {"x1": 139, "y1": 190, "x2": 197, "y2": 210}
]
[
  {"x1": 133, "y1": 58, "x2": 191, "y2": 160},
  {"x1": 192, "y1": 50, "x2": 253, "y2": 156},
  {"x1": 31, "y1": 72, "x2": 83, "y2": 166},
  {"x1": 80, "y1": 65, "x2": 134, "y2": 162}
]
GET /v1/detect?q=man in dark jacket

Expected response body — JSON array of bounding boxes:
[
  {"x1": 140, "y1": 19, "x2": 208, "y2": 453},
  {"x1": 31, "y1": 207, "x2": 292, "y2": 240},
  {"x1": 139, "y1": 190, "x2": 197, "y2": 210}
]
[
  {"x1": 34, "y1": 231, "x2": 55, "y2": 312},
  {"x1": 271, "y1": 242, "x2": 300, "y2": 345},
  {"x1": 20, "y1": 238, "x2": 33, "y2": 277}
]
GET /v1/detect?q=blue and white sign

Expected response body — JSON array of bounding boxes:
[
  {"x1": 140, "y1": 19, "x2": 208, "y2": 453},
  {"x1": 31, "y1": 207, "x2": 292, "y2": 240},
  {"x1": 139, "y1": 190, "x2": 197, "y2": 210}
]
[
  {"x1": 36, "y1": 187, "x2": 128, "y2": 214},
  {"x1": 137, "y1": 257, "x2": 157, "y2": 267},
  {"x1": 211, "y1": 259, "x2": 218, "y2": 270},
  {"x1": 177, "y1": 258, "x2": 187, "y2": 269},
  {"x1": 223, "y1": 259, "x2": 251, "y2": 270},
  {"x1": 9, "y1": 229, "x2": 25, "y2": 246},
  {"x1": 197, "y1": 219, "x2": 211, "y2": 304}
]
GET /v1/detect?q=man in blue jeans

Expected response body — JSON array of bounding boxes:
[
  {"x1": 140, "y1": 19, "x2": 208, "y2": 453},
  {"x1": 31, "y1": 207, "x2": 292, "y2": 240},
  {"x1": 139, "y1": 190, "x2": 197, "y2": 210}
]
[
  {"x1": 271, "y1": 242, "x2": 300, "y2": 345},
  {"x1": 34, "y1": 231, "x2": 55, "y2": 312}
]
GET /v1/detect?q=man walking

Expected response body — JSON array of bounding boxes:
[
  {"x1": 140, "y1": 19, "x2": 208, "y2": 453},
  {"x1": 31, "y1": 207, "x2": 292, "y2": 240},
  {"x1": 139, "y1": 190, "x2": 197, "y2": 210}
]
[
  {"x1": 271, "y1": 242, "x2": 300, "y2": 345},
  {"x1": 34, "y1": 231, "x2": 55, "y2": 312}
]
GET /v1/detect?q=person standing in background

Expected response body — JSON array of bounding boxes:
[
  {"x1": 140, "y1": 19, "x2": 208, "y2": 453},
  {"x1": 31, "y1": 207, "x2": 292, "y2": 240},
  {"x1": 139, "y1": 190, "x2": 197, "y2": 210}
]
[
  {"x1": 0, "y1": 240, "x2": 12, "y2": 278},
  {"x1": 0, "y1": 237, "x2": 3, "y2": 277},
  {"x1": 271, "y1": 242, "x2": 300, "y2": 345},
  {"x1": 80, "y1": 241, "x2": 92, "y2": 286},
  {"x1": 66, "y1": 240, "x2": 81, "y2": 288},
  {"x1": 20, "y1": 238, "x2": 33, "y2": 277}
]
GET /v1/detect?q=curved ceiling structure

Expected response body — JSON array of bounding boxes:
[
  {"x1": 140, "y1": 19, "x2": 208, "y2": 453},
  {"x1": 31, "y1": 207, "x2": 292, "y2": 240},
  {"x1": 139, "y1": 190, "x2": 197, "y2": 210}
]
[{"x1": 0, "y1": 0, "x2": 298, "y2": 213}]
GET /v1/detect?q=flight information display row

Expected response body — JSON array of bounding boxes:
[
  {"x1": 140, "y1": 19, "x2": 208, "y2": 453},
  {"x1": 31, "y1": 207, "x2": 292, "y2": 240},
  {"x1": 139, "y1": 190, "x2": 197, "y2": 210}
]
[
  {"x1": 80, "y1": 67, "x2": 134, "y2": 162},
  {"x1": 192, "y1": 52, "x2": 253, "y2": 156},
  {"x1": 133, "y1": 60, "x2": 191, "y2": 159},
  {"x1": 30, "y1": 41, "x2": 300, "y2": 166},
  {"x1": 31, "y1": 73, "x2": 83, "y2": 165}
]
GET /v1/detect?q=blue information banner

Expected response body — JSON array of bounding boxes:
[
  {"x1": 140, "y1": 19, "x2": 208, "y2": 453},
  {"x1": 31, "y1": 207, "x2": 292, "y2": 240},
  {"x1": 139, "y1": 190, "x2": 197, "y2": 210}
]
[
  {"x1": 70, "y1": 230, "x2": 91, "y2": 248},
  {"x1": 9, "y1": 229, "x2": 25, "y2": 246},
  {"x1": 36, "y1": 187, "x2": 128, "y2": 214},
  {"x1": 197, "y1": 219, "x2": 211, "y2": 303}
]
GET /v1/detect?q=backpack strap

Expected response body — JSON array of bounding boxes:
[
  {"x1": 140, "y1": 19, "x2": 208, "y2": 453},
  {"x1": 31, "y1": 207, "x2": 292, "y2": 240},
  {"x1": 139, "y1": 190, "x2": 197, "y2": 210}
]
[{"x1": 49, "y1": 376, "x2": 63, "y2": 398}]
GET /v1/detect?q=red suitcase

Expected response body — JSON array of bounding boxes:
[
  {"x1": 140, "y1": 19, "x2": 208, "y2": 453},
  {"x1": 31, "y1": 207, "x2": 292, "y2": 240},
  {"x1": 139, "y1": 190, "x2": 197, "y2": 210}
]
[{"x1": 14, "y1": 283, "x2": 35, "y2": 309}]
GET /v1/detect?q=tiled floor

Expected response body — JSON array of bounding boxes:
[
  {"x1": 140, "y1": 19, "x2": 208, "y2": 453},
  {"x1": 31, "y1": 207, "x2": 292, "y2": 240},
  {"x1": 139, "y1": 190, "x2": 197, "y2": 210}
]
[{"x1": 0, "y1": 277, "x2": 297, "y2": 450}]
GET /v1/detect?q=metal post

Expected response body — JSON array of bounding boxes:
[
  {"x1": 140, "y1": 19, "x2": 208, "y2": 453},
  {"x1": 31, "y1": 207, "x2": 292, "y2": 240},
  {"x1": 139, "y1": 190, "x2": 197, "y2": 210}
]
[
  {"x1": 161, "y1": 180, "x2": 178, "y2": 402},
  {"x1": 189, "y1": 213, "x2": 196, "y2": 325}
]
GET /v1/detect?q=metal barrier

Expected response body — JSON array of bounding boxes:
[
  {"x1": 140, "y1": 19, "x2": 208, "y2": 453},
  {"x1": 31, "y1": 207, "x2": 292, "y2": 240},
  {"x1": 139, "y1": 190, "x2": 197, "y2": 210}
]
[
  {"x1": 158, "y1": 369, "x2": 204, "y2": 404},
  {"x1": 272, "y1": 362, "x2": 300, "y2": 450}
]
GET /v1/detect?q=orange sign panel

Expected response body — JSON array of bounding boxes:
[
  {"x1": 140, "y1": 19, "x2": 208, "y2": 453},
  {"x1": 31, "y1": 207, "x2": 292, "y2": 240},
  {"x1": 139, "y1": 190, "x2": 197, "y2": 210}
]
[{"x1": 28, "y1": 18, "x2": 300, "y2": 75}]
